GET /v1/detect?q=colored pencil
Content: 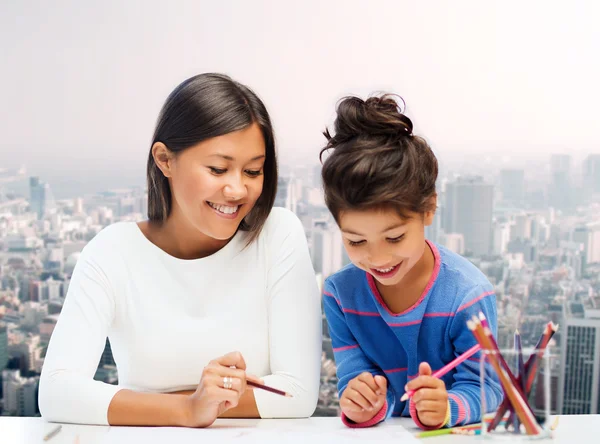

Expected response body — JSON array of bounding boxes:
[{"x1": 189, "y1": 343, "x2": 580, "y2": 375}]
[
  {"x1": 477, "y1": 312, "x2": 540, "y2": 432},
  {"x1": 43, "y1": 425, "x2": 62, "y2": 441},
  {"x1": 489, "y1": 322, "x2": 557, "y2": 432},
  {"x1": 400, "y1": 343, "x2": 481, "y2": 402},
  {"x1": 247, "y1": 380, "x2": 293, "y2": 397},
  {"x1": 512, "y1": 329, "x2": 525, "y2": 431},
  {"x1": 468, "y1": 318, "x2": 542, "y2": 435},
  {"x1": 490, "y1": 323, "x2": 552, "y2": 431}
]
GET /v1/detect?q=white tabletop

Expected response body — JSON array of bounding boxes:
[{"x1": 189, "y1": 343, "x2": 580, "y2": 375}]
[{"x1": 1, "y1": 415, "x2": 597, "y2": 443}]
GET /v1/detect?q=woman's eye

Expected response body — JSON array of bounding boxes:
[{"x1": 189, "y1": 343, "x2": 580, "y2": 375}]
[
  {"x1": 245, "y1": 170, "x2": 263, "y2": 177},
  {"x1": 209, "y1": 167, "x2": 227, "y2": 175},
  {"x1": 347, "y1": 240, "x2": 365, "y2": 247}
]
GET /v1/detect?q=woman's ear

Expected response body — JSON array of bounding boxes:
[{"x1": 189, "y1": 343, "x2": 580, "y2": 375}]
[
  {"x1": 151, "y1": 142, "x2": 174, "y2": 178},
  {"x1": 423, "y1": 194, "x2": 438, "y2": 226}
]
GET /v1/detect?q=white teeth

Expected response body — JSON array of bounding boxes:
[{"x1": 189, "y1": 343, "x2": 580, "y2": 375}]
[
  {"x1": 376, "y1": 266, "x2": 395, "y2": 273},
  {"x1": 208, "y1": 202, "x2": 239, "y2": 214}
]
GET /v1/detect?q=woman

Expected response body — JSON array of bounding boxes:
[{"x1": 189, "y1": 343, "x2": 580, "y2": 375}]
[{"x1": 39, "y1": 73, "x2": 322, "y2": 427}]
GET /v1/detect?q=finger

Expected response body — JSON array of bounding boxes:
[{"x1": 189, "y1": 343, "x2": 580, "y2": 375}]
[
  {"x1": 414, "y1": 399, "x2": 447, "y2": 413},
  {"x1": 406, "y1": 375, "x2": 442, "y2": 391},
  {"x1": 355, "y1": 381, "x2": 381, "y2": 407},
  {"x1": 344, "y1": 388, "x2": 374, "y2": 411},
  {"x1": 207, "y1": 374, "x2": 244, "y2": 395},
  {"x1": 205, "y1": 364, "x2": 248, "y2": 383},
  {"x1": 205, "y1": 385, "x2": 240, "y2": 408},
  {"x1": 340, "y1": 396, "x2": 364, "y2": 413},
  {"x1": 374, "y1": 375, "x2": 387, "y2": 395},
  {"x1": 412, "y1": 388, "x2": 448, "y2": 404},
  {"x1": 412, "y1": 388, "x2": 434, "y2": 404},
  {"x1": 215, "y1": 351, "x2": 247, "y2": 370},
  {"x1": 356, "y1": 372, "x2": 378, "y2": 392},
  {"x1": 418, "y1": 412, "x2": 445, "y2": 426},
  {"x1": 419, "y1": 362, "x2": 432, "y2": 376}
]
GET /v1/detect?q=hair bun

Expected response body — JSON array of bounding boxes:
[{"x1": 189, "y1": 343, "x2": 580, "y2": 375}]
[{"x1": 330, "y1": 94, "x2": 413, "y2": 144}]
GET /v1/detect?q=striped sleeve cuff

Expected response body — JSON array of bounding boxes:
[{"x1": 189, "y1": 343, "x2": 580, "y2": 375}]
[
  {"x1": 409, "y1": 398, "x2": 450, "y2": 431},
  {"x1": 341, "y1": 401, "x2": 388, "y2": 428},
  {"x1": 448, "y1": 392, "x2": 469, "y2": 426}
]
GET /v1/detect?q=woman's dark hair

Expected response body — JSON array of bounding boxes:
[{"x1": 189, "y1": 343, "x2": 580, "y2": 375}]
[
  {"x1": 320, "y1": 94, "x2": 437, "y2": 222},
  {"x1": 147, "y1": 73, "x2": 277, "y2": 244}
]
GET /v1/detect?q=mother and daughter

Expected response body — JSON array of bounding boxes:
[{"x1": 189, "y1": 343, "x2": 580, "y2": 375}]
[{"x1": 39, "y1": 73, "x2": 501, "y2": 430}]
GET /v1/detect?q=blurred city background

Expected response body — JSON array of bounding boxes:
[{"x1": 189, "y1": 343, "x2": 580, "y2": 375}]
[
  {"x1": 2, "y1": 153, "x2": 600, "y2": 417},
  {"x1": 2, "y1": 0, "x2": 600, "y2": 421}
]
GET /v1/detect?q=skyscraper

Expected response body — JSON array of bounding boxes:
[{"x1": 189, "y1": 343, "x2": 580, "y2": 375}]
[
  {"x1": 29, "y1": 176, "x2": 55, "y2": 220},
  {"x1": 1, "y1": 369, "x2": 39, "y2": 416},
  {"x1": 583, "y1": 154, "x2": 600, "y2": 199},
  {"x1": 572, "y1": 222, "x2": 600, "y2": 268},
  {"x1": 274, "y1": 176, "x2": 298, "y2": 213},
  {"x1": 499, "y1": 169, "x2": 525, "y2": 204},
  {"x1": 0, "y1": 322, "x2": 8, "y2": 372},
  {"x1": 311, "y1": 220, "x2": 344, "y2": 279},
  {"x1": 443, "y1": 176, "x2": 494, "y2": 256},
  {"x1": 558, "y1": 304, "x2": 600, "y2": 414},
  {"x1": 548, "y1": 154, "x2": 572, "y2": 210}
]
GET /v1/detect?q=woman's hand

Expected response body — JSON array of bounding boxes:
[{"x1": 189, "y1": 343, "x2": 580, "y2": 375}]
[{"x1": 184, "y1": 351, "x2": 257, "y2": 427}]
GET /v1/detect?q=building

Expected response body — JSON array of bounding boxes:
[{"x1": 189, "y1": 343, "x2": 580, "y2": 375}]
[
  {"x1": 1, "y1": 369, "x2": 39, "y2": 416},
  {"x1": 39, "y1": 315, "x2": 59, "y2": 342},
  {"x1": 10, "y1": 334, "x2": 43, "y2": 374},
  {"x1": 558, "y1": 303, "x2": 600, "y2": 414},
  {"x1": 492, "y1": 221, "x2": 511, "y2": 256},
  {"x1": 444, "y1": 176, "x2": 494, "y2": 256},
  {"x1": 29, "y1": 177, "x2": 55, "y2": 220},
  {"x1": 583, "y1": 154, "x2": 600, "y2": 199},
  {"x1": 0, "y1": 323, "x2": 8, "y2": 372},
  {"x1": 275, "y1": 176, "x2": 299, "y2": 214},
  {"x1": 548, "y1": 154, "x2": 572, "y2": 210},
  {"x1": 572, "y1": 222, "x2": 600, "y2": 268},
  {"x1": 310, "y1": 220, "x2": 348, "y2": 279},
  {"x1": 99, "y1": 338, "x2": 116, "y2": 368},
  {"x1": 499, "y1": 169, "x2": 525, "y2": 204},
  {"x1": 439, "y1": 232, "x2": 465, "y2": 255}
]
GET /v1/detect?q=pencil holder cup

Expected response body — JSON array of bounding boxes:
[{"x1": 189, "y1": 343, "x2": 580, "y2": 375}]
[{"x1": 478, "y1": 348, "x2": 559, "y2": 441}]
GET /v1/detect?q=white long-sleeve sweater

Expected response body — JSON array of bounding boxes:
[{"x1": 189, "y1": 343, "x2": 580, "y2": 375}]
[{"x1": 38, "y1": 207, "x2": 322, "y2": 425}]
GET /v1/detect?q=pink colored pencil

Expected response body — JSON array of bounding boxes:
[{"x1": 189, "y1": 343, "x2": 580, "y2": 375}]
[{"x1": 400, "y1": 343, "x2": 481, "y2": 401}]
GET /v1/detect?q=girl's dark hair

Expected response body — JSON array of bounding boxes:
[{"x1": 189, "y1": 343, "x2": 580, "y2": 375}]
[
  {"x1": 320, "y1": 94, "x2": 437, "y2": 222},
  {"x1": 147, "y1": 73, "x2": 277, "y2": 244}
]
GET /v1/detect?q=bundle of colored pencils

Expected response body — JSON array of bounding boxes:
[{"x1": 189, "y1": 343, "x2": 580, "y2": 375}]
[
  {"x1": 487, "y1": 320, "x2": 557, "y2": 433},
  {"x1": 467, "y1": 313, "x2": 558, "y2": 436}
]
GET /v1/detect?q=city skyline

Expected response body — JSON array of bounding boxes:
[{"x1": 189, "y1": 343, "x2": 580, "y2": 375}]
[{"x1": 3, "y1": 152, "x2": 600, "y2": 417}]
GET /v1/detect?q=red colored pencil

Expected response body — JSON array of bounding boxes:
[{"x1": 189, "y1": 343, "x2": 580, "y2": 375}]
[{"x1": 247, "y1": 380, "x2": 293, "y2": 397}]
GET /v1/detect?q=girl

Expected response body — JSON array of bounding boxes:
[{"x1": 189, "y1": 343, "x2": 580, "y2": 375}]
[
  {"x1": 320, "y1": 95, "x2": 502, "y2": 430},
  {"x1": 39, "y1": 73, "x2": 321, "y2": 427}
]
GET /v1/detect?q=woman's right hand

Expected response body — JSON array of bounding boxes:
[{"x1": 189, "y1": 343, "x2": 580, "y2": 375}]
[{"x1": 185, "y1": 351, "x2": 253, "y2": 427}]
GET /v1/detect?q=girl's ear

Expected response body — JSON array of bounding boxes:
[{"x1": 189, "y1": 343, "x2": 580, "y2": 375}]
[{"x1": 423, "y1": 194, "x2": 437, "y2": 226}]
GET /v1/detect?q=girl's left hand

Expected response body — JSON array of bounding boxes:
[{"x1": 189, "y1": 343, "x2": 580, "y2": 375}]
[{"x1": 405, "y1": 362, "x2": 449, "y2": 427}]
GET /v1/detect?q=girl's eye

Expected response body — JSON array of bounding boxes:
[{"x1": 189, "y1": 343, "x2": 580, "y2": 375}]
[
  {"x1": 245, "y1": 170, "x2": 263, "y2": 177},
  {"x1": 209, "y1": 167, "x2": 227, "y2": 175},
  {"x1": 387, "y1": 234, "x2": 405, "y2": 243}
]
